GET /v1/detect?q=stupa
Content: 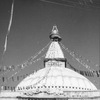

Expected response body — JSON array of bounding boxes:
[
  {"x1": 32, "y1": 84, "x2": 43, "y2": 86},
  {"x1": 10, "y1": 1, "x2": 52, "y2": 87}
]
[{"x1": 15, "y1": 26, "x2": 98, "y2": 98}]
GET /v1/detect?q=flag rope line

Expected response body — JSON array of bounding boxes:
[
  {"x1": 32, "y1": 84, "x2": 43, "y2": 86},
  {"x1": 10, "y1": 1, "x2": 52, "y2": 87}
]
[
  {"x1": 0, "y1": 41, "x2": 51, "y2": 82},
  {"x1": 0, "y1": 41, "x2": 50, "y2": 76},
  {"x1": 2, "y1": 53, "x2": 46, "y2": 86},
  {"x1": 40, "y1": 0, "x2": 100, "y2": 9},
  {"x1": 60, "y1": 42, "x2": 98, "y2": 76}
]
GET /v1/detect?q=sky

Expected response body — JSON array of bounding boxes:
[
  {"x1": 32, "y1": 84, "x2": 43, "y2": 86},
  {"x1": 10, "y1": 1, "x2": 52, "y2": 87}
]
[{"x1": 0, "y1": 0, "x2": 100, "y2": 88}]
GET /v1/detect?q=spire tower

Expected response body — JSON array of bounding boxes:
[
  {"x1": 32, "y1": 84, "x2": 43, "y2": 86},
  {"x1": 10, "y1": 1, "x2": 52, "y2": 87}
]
[{"x1": 44, "y1": 25, "x2": 66, "y2": 67}]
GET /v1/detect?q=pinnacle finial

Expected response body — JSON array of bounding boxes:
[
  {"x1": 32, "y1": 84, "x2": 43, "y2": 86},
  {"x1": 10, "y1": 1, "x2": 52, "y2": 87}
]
[
  {"x1": 50, "y1": 25, "x2": 62, "y2": 42},
  {"x1": 52, "y1": 25, "x2": 59, "y2": 34}
]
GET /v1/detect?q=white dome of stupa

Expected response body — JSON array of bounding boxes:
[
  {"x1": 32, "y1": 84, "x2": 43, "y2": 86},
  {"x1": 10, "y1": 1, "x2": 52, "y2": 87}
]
[
  {"x1": 16, "y1": 67, "x2": 97, "y2": 92},
  {"x1": 16, "y1": 26, "x2": 97, "y2": 94}
]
